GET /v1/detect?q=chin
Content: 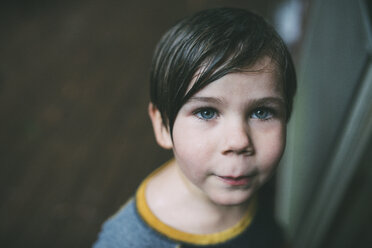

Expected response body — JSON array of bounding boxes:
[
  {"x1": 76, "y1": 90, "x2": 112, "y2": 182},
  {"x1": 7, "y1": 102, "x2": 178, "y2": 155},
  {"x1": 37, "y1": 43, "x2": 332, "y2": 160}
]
[{"x1": 209, "y1": 191, "x2": 254, "y2": 206}]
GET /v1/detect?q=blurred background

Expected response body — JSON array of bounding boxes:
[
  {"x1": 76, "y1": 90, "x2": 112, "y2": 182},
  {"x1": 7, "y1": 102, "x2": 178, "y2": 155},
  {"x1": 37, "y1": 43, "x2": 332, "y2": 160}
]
[{"x1": 0, "y1": 0, "x2": 371, "y2": 247}]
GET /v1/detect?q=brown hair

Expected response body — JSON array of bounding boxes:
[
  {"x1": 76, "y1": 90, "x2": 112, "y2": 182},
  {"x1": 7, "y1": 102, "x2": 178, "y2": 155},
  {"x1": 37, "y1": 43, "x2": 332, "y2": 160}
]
[{"x1": 150, "y1": 7, "x2": 296, "y2": 134}]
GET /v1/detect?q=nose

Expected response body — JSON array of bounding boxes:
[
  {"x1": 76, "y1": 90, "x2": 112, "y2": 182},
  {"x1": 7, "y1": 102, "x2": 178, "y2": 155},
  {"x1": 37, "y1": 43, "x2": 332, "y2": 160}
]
[{"x1": 221, "y1": 118, "x2": 254, "y2": 156}]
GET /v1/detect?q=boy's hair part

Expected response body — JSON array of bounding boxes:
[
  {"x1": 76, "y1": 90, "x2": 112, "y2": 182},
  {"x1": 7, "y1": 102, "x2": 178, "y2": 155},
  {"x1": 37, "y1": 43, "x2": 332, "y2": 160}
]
[{"x1": 149, "y1": 7, "x2": 297, "y2": 134}]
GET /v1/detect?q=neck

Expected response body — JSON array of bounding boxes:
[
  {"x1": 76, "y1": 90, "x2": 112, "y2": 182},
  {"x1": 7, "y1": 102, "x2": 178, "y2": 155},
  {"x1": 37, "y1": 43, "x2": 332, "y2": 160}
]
[
  {"x1": 146, "y1": 160, "x2": 254, "y2": 234},
  {"x1": 173, "y1": 162, "x2": 249, "y2": 233},
  {"x1": 175, "y1": 164, "x2": 251, "y2": 231}
]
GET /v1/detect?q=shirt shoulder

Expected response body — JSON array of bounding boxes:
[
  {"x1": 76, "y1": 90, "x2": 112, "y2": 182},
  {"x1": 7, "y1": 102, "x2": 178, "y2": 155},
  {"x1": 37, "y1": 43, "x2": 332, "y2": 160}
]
[{"x1": 92, "y1": 198, "x2": 175, "y2": 248}]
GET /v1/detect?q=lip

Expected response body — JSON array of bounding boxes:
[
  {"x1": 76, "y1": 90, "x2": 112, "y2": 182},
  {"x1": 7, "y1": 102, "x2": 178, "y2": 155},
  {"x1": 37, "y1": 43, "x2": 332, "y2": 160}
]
[{"x1": 218, "y1": 175, "x2": 253, "y2": 186}]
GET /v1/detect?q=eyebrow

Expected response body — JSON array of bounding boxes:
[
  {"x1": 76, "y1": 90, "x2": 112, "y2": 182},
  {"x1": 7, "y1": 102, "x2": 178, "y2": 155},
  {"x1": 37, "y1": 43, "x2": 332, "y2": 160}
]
[
  {"x1": 187, "y1": 96, "x2": 225, "y2": 105},
  {"x1": 187, "y1": 96, "x2": 285, "y2": 107},
  {"x1": 248, "y1": 97, "x2": 285, "y2": 107}
]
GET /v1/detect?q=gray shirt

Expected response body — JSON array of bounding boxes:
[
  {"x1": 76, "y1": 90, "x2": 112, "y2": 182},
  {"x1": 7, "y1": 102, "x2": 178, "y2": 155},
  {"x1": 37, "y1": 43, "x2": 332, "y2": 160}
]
[{"x1": 93, "y1": 197, "x2": 286, "y2": 248}]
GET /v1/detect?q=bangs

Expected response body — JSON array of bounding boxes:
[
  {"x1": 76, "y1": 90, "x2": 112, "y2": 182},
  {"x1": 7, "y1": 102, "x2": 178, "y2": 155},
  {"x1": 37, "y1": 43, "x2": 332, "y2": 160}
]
[{"x1": 149, "y1": 8, "x2": 296, "y2": 134}]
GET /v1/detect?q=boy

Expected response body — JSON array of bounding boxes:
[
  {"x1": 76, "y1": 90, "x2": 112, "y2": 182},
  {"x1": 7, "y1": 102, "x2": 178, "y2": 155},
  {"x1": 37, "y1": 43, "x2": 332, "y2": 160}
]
[{"x1": 94, "y1": 7, "x2": 296, "y2": 247}]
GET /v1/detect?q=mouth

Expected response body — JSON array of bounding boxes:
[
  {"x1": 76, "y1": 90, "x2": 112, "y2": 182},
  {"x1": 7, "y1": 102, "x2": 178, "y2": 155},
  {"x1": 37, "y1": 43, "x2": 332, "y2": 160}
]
[{"x1": 217, "y1": 175, "x2": 254, "y2": 186}]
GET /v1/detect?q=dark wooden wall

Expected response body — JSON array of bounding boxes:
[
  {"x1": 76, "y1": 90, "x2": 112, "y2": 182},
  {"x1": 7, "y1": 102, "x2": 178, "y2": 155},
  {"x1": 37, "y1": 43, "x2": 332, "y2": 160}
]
[{"x1": 0, "y1": 1, "x2": 282, "y2": 247}]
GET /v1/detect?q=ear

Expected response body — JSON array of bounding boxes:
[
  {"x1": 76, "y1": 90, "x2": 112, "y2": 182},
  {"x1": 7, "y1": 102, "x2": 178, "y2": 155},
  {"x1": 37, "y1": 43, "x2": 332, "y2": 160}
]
[{"x1": 148, "y1": 103, "x2": 173, "y2": 149}]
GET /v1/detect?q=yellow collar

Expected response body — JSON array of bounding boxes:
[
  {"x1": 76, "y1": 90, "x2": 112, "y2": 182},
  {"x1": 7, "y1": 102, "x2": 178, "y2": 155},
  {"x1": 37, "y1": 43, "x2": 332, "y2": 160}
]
[{"x1": 136, "y1": 160, "x2": 257, "y2": 245}]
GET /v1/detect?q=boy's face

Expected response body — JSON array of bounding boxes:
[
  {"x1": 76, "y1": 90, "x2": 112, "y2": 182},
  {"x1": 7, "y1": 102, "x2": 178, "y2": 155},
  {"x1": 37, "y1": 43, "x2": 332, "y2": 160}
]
[{"x1": 166, "y1": 57, "x2": 286, "y2": 206}]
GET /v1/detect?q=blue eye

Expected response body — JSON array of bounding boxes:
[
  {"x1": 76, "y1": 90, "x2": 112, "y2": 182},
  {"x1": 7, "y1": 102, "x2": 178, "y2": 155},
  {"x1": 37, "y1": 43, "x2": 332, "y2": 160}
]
[
  {"x1": 251, "y1": 108, "x2": 273, "y2": 120},
  {"x1": 195, "y1": 108, "x2": 218, "y2": 120}
]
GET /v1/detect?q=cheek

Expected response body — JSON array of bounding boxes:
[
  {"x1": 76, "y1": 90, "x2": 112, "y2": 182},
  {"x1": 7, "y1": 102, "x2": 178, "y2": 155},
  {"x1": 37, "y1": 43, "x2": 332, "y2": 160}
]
[
  {"x1": 256, "y1": 125, "x2": 286, "y2": 172},
  {"x1": 172, "y1": 122, "x2": 213, "y2": 180},
  {"x1": 172, "y1": 120, "x2": 214, "y2": 159},
  {"x1": 173, "y1": 129, "x2": 202, "y2": 160}
]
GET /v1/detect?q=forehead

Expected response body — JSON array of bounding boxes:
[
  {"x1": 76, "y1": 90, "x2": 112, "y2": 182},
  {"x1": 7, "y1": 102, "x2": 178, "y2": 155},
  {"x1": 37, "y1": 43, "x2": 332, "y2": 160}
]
[
  {"x1": 197, "y1": 71, "x2": 282, "y2": 102},
  {"x1": 188, "y1": 56, "x2": 282, "y2": 96},
  {"x1": 249, "y1": 56, "x2": 279, "y2": 72}
]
